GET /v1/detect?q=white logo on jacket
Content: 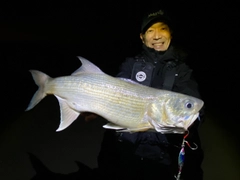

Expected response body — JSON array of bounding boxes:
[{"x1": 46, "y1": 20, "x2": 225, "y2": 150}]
[{"x1": 136, "y1": 71, "x2": 147, "y2": 82}]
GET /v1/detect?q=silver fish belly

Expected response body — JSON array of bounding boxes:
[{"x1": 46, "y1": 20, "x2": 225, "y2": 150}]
[{"x1": 26, "y1": 56, "x2": 204, "y2": 134}]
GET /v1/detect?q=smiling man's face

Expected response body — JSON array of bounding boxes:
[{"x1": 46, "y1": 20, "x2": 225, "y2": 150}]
[{"x1": 140, "y1": 22, "x2": 172, "y2": 51}]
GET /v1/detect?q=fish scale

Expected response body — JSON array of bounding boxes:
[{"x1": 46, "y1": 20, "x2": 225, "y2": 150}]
[
  {"x1": 48, "y1": 75, "x2": 147, "y2": 127},
  {"x1": 26, "y1": 56, "x2": 204, "y2": 133}
]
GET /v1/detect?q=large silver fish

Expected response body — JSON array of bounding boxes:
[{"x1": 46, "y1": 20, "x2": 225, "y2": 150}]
[{"x1": 26, "y1": 56, "x2": 204, "y2": 134}]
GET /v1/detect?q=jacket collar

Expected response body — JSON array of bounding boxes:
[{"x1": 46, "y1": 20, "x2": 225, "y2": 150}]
[{"x1": 141, "y1": 44, "x2": 177, "y2": 64}]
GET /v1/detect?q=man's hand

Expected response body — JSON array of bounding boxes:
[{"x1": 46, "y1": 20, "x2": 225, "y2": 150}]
[{"x1": 80, "y1": 112, "x2": 99, "y2": 122}]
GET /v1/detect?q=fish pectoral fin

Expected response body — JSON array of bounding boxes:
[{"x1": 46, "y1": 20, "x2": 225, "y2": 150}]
[
  {"x1": 147, "y1": 117, "x2": 170, "y2": 133},
  {"x1": 55, "y1": 96, "x2": 80, "y2": 132},
  {"x1": 102, "y1": 123, "x2": 125, "y2": 130}
]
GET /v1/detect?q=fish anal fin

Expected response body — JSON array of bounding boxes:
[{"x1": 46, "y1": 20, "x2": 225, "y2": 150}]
[{"x1": 55, "y1": 96, "x2": 80, "y2": 132}]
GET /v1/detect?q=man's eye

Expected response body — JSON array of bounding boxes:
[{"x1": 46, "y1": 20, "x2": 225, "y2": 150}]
[
  {"x1": 161, "y1": 27, "x2": 167, "y2": 30},
  {"x1": 147, "y1": 29, "x2": 153, "y2": 33}
]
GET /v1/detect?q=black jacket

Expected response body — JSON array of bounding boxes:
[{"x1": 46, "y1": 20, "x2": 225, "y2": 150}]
[
  {"x1": 114, "y1": 43, "x2": 204, "y2": 151},
  {"x1": 97, "y1": 44, "x2": 204, "y2": 180},
  {"x1": 117, "y1": 44, "x2": 201, "y2": 98}
]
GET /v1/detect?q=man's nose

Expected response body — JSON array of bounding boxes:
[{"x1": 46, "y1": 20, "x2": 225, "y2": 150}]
[{"x1": 153, "y1": 30, "x2": 162, "y2": 39}]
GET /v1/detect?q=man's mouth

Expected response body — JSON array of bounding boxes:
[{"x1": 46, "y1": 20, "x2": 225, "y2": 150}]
[
  {"x1": 153, "y1": 42, "x2": 164, "y2": 46},
  {"x1": 152, "y1": 42, "x2": 165, "y2": 49}
]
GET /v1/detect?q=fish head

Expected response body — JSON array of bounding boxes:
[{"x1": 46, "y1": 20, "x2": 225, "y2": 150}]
[{"x1": 163, "y1": 93, "x2": 204, "y2": 131}]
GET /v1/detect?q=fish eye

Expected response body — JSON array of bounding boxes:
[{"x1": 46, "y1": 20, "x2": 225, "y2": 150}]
[{"x1": 186, "y1": 102, "x2": 193, "y2": 109}]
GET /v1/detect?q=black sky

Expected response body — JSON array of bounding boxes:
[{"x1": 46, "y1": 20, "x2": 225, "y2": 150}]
[{"x1": 1, "y1": 0, "x2": 239, "y2": 123}]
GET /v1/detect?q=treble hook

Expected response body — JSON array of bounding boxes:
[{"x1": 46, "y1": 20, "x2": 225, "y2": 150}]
[
  {"x1": 174, "y1": 131, "x2": 198, "y2": 180},
  {"x1": 183, "y1": 130, "x2": 198, "y2": 150},
  {"x1": 184, "y1": 140, "x2": 198, "y2": 150}
]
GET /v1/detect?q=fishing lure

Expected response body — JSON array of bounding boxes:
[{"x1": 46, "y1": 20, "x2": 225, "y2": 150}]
[{"x1": 175, "y1": 131, "x2": 198, "y2": 180}]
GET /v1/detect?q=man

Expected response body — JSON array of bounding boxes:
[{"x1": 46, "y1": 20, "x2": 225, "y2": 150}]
[{"x1": 84, "y1": 8, "x2": 204, "y2": 180}]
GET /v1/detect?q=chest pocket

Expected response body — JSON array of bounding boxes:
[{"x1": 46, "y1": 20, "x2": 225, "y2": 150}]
[{"x1": 131, "y1": 61, "x2": 155, "y2": 86}]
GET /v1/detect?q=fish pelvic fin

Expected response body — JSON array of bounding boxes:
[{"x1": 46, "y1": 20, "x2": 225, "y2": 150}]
[
  {"x1": 103, "y1": 123, "x2": 151, "y2": 133},
  {"x1": 117, "y1": 127, "x2": 150, "y2": 133},
  {"x1": 102, "y1": 123, "x2": 125, "y2": 130},
  {"x1": 55, "y1": 96, "x2": 80, "y2": 132},
  {"x1": 25, "y1": 70, "x2": 49, "y2": 111}
]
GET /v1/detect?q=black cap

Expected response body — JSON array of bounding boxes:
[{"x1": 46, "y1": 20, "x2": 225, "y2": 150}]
[{"x1": 140, "y1": 9, "x2": 172, "y2": 34}]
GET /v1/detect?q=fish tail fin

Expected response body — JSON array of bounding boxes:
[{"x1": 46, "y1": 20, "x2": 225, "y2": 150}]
[{"x1": 25, "y1": 70, "x2": 49, "y2": 111}]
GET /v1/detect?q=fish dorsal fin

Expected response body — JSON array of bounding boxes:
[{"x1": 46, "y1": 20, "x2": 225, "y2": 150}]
[{"x1": 71, "y1": 56, "x2": 104, "y2": 75}]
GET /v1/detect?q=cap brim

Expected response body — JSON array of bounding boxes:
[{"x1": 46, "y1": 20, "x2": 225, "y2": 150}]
[{"x1": 141, "y1": 16, "x2": 171, "y2": 33}]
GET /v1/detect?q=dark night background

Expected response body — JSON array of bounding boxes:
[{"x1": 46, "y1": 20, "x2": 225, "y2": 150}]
[{"x1": 0, "y1": 0, "x2": 239, "y2": 180}]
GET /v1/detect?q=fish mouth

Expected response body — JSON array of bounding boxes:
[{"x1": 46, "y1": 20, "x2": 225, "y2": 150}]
[
  {"x1": 158, "y1": 113, "x2": 199, "y2": 133},
  {"x1": 175, "y1": 112, "x2": 199, "y2": 130}
]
